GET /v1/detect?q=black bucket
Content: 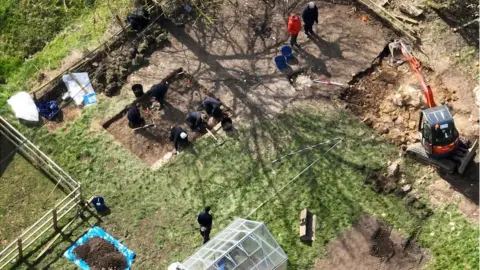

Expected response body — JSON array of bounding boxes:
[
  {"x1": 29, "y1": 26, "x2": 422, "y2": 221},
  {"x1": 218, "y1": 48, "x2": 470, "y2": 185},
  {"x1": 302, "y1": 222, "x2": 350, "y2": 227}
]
[
  {"x1": 221, "y1": 117, "x2": 233, "y2": 131},
  {"x1": 132, "y1": 84, "x2": 144, "y2": 98}
]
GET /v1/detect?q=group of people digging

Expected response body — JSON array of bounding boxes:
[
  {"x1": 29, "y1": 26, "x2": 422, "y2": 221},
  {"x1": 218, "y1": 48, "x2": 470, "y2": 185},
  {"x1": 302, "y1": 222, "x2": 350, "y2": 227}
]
[
  {"x1": 287, "y1": 1, "x2": 319, "y2": 47},
  {"x1": 126, "y1": 81, "x2": 226, "y2": 153}
]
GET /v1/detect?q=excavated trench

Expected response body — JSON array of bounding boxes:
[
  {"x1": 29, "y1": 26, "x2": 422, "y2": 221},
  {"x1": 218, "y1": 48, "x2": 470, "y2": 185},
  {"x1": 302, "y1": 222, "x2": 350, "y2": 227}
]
[
  {"x1": 34, "y1": 5, "x2": 195, "y2": 130},
  {"x1": 340, "y1": 41, "x2": 462, "y2": 149}
]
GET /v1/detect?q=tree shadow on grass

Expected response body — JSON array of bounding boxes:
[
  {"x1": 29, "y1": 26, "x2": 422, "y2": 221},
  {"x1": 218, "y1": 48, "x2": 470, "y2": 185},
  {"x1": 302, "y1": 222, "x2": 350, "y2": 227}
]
[{"x1": 0, "y1": 134, "x2": 17, "y2": 177}]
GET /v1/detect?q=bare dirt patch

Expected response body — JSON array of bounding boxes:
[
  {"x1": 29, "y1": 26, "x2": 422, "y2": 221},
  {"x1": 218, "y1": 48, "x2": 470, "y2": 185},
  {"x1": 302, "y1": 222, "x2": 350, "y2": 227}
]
[
  {"x1": 342, "y1": 58, "x2": 479, "y2": 219},
  {"x1": 343, "y1": 61, "x2": 467, "y2": 146},
  {"x1": 45, "y1": 105, "x2": 82, "y2": 132},
  {"x1": 103, "y1": 70, "x2": 230, "y2": 166},
  {"x1": 315, "y1": 215, "x2": 428, "y2": 270},
  {"x1": 73, "y1": 237, "x2": 127, "y2": 270},
  {"x1": 128, "y1": 0, "x2": 391, "y2": 125}
]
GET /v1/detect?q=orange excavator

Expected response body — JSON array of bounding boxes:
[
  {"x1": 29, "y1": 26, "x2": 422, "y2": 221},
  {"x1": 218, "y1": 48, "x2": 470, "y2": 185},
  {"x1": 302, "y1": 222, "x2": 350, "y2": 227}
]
[{"x1": 395, "y1": 40, "x2": 478, "y2": 174}]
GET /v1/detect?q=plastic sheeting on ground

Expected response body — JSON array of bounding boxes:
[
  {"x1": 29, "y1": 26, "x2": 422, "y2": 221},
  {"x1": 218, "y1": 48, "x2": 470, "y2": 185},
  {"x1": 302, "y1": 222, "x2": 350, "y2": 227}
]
[
  {"x1": 7, "y1": 91, "x2": 39, "y2": 122},
  {"x1": 62, "y1": 73, "x2": 97, "y2": 106},
  {"x1": 64, "y1": 226, "x2": 135, "y2": 270},
  {"x1": 36, "y1": 100, "x2": 60, "y2": 120}
]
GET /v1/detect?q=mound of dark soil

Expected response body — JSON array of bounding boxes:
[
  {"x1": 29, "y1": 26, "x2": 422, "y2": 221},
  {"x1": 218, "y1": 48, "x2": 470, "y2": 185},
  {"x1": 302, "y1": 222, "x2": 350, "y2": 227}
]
[
  {"x1": 370, "y1": 227, "x2": 395, "y2": 259},
  {"x1": 74, "y1": 237, "x2": 127, "y2": 270}
]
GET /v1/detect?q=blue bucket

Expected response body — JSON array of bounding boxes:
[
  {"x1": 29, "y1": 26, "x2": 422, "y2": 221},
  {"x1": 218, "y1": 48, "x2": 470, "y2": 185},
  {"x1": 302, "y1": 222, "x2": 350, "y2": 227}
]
[
  {"x1": 281, "y1": 45, "x2": 293, "y2": 61},
  {"x1": 91, "y1": 196, "x2": 107, "y2": 212},
  {"x1": 274, "y1": 56, "x2": 287, "y2": 69}
]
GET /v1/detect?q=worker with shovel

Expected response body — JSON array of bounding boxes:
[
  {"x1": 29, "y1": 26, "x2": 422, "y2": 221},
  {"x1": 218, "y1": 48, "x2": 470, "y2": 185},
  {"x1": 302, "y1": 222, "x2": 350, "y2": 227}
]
[
  {"x1": 197, "y1": 206, "x2": 213, "y2": 244},
  {"x1": 147, "y1": 80, "x2": 169, "y2": 109},
  {"x1": 186, "y1": 111, "x2": 207, "y2": 131},
  {"x1": 170, "y1": 125, "x2": 189, "y2": 154},
  {"x1": 127, "y1": 105, "x2": 145, "y2": 128}
]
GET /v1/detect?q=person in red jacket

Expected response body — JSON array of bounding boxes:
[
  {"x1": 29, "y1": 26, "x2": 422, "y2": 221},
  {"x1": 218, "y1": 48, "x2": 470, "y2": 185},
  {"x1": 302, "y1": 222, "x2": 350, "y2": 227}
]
[{"x1": 288, "y1": 13, "x2": 302, "y2": 47}]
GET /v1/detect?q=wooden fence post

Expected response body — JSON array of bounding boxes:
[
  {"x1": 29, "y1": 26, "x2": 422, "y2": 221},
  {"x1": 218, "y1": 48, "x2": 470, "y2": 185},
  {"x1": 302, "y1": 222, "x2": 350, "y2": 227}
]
[
  {"x1": 115, "y1": 14, "x2": 127, "y2": 32},
  {"x1": 78, "y1": 185, "x2": 84, "y2": 205},
  {"x1": 52, "y1": 209, "x2": 58, "y2": 231},
  {"x1": 17, "y1": 239, "x2": 22, "y2": 260}
]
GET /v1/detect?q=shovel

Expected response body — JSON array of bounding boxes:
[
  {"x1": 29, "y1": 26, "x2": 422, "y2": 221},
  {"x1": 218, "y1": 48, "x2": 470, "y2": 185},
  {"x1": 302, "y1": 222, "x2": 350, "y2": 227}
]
[
  {"x1": 313, "y1": 79, "x2": 350, "y2": 87},
  {"x1": 206, "y1": 128, "x2": 225, "y2": 146},
  {"x1": 133, "y1": 124, "x2": 155, "y2": 131}
]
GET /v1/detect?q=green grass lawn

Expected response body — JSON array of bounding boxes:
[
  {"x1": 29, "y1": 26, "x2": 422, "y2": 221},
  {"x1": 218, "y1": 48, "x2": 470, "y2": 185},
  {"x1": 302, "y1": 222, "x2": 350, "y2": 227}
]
[
  {"x1": 0, "y1": 0, "x2": 132, "y2": 115},
  {"x1": 9, "y1": 104, "x2": 477, "y2": 269},
  {"x1": 0, "y1": 154, "x2": 65, "y2": 250}
]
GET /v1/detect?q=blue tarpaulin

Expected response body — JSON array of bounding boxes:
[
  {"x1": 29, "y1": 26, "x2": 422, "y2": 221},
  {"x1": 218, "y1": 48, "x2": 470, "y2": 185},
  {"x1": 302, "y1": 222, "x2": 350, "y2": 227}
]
[
  {"x1": 64, "y1": 226, "x2": 135, "y2": 270},
  {"x1": 36, "y1": 100, "x2": 59, "y2": 120}
]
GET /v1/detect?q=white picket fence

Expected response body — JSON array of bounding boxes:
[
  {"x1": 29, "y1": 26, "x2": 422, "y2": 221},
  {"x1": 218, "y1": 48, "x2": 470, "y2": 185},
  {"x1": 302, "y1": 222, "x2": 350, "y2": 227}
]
[{"x1": 0, "y1": 117, "x2": 83, "y2": 269}]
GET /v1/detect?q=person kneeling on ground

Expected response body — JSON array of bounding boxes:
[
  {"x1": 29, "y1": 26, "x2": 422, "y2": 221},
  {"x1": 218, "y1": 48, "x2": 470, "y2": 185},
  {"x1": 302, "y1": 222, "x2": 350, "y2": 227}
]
[
  {"x1": 197, "y1": 206, "x2": 213, "y2": 244},
  {"x1": 146, "y1": 81, "x2": 169, "y2": 109},
  {"x1": 186, "y1": 111, "x2": 207, "y2": 131},
  {"x1": 170, "y1": 126, "x2": 189, "y2": 154},
  {"x1": 126, "y1": 6, "x2": 150, "y2": 32},
  {"x1": 127, "y1": 105, "x2": 145, "y2": 128},
  {"x1": 202, "y1": 97, "x2": 223, "y2": 118}
]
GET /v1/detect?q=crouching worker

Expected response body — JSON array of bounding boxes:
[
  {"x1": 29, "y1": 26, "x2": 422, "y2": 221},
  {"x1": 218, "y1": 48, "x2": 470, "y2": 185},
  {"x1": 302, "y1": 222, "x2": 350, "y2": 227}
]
[
  {"x1": 147, "y1": 81, "x2": 169, "y2": 109},
  {"x1": 170, "y1": 126, "x2": 189, "y2": 154},
  {"x1": 127, "y1": 105, "x2": 145, "y2": 128},
  {"x1": 186, "y1": 111, "x2": 207, "y2": 131},
  {"x1": 202, "y1": 97, "x2": 223, "y2": 118},
  {"x1": 126, "y1": 6, "x2": 150, "y2": 32}
]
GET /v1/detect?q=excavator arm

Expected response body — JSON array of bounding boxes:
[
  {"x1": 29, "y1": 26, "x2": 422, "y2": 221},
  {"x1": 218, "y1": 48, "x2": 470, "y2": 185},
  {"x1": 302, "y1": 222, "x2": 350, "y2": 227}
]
[{"x1": 398, "y1": 41, "x2": 436, "y2": 108}]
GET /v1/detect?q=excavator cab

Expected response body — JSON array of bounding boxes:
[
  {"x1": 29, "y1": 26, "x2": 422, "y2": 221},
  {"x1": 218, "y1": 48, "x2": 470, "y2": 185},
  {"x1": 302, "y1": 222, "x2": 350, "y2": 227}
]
[
  {"x1": 418, "y1": 105, "x2": 459, "y2": 157},
  {"x1": 409, "y1": 104, "x2": 477, "y2": 174}
]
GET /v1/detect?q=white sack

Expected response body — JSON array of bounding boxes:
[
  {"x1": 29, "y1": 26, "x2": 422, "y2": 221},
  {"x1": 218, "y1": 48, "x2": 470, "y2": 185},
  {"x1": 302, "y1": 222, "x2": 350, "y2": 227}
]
[{"x1": 7, "y1": 91, "x2": 39, "y2": 122}]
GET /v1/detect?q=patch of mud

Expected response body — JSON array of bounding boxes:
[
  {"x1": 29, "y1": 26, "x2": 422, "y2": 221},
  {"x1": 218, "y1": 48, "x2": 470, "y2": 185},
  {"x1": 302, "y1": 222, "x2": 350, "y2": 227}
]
[
  {"x1": 45, "y1": 105, "x2": 82, "y2": 132},
  {"x1": 315, "y1": 215, "x2": 428, "y2": 270},
  {"x1": 343, "y1": 58, "x2": 479, "y2": 219},
  {"x1": 73, "y1": 237, "x2": 127, "y2": 270},
  {"x1": 342, "y1": 61, "x2": 475, "y2": 146}
]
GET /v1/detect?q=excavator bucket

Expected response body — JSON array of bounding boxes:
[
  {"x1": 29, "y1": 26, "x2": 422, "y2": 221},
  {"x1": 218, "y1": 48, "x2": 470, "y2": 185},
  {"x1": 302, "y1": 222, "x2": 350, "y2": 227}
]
[{"x1": 458, "y1": 139, "x2": 478, "y2": 174}]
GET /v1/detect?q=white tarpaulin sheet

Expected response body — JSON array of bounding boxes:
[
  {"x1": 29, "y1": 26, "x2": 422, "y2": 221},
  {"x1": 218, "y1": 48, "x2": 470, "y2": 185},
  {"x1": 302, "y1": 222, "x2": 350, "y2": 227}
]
[
  {"x1": 7, "y1": 91, "x2": 39, "y2": 122},
  {"x1": 62, "y1": 73, "x2": 95, "y2": 106}
]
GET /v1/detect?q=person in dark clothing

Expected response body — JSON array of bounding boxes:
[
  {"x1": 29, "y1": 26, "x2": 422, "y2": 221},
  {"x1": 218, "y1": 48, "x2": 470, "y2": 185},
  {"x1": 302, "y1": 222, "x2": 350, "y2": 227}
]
[
  {"x1": 186, "y1": 111, "x2": 207, "y2": 131},
  {"x1": 202, "y1": 97, "x2": 223, "y2": 118},
  {"x1": 127, "y1": 105, "x2": 145, "y2": 128},
  {"x1": 302, "y1": 2, "x2": 318, "y2": 36},
  {"x1": 170, "y1": 126, "x2": 189, "y2": 153},
  {"x1": 147, "y1": 81, "x2": 169, "y2": 107},
  {"x1": 197, "y1": 206, "x2": 213, "y2": 244},
  {"x1": 126, "y1": 6, "x2": 150, "y2": 32}
]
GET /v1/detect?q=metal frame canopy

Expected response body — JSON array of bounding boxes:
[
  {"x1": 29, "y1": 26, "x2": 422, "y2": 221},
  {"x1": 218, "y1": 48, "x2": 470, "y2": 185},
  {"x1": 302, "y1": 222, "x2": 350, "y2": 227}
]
[{"x1": 181, "y1": 219, "x2": 288, "y2": 270}]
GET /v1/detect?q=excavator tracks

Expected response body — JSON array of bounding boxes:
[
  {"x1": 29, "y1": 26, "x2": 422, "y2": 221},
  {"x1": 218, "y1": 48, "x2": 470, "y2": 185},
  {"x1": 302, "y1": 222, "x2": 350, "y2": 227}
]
[{"x1": 406, "y1": 140, "x2": 478, "y2": 174}]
